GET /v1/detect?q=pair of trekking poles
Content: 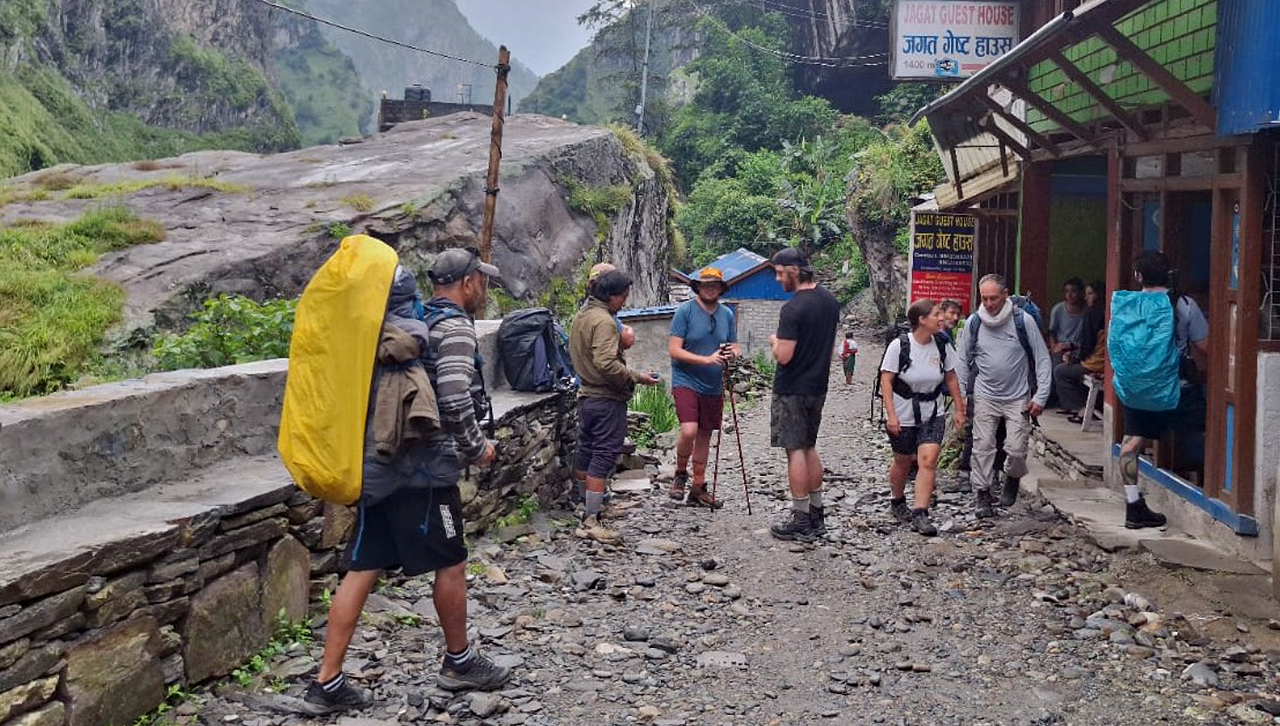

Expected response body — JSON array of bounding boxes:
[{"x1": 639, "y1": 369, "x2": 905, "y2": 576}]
[{"x1": 691, "y1": 345, "x2": 753, "y2": 516}]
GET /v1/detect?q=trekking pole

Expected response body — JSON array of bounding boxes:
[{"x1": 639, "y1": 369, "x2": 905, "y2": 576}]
[
  {"x1": 710, "y1": 425, "x2": 722, "y2": 518},
  {"x1": 726, "y1": 378, "x2": 753, "y2": 516}
]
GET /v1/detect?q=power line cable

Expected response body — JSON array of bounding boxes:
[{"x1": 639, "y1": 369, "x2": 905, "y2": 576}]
[
  {"x1": 246, "y1": 0, "x2": 495, "y2": 69},
  {"x1": 712, "y1": 0, "x2": 889, "y2": 28},
  {"x1": 685, "y1": 0, "x2": 888, "y2": 67}
]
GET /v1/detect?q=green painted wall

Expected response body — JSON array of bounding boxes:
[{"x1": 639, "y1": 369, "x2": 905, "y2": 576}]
[{"x1": 1048, "y1": 196, "x2": 1108, "y2": 303}]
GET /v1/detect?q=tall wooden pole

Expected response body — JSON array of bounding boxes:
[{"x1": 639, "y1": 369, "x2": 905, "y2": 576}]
[{"x1": 479, "y1": 45, "x2": 510, "y2": 264}]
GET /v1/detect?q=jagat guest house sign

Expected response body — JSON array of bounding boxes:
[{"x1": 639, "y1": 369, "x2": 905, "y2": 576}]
[
  {"x1": 891, "y1": 0, "x2": 1019, "y2": 80},
  {"x1": 908, "y1": 211, "x2": 976, "y2": 313}
]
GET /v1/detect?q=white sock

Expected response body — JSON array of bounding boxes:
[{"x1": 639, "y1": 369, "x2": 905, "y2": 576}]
[
  {"x1": 1124, "y1": 485, "x2": 1140, "y2": 504},
  {"x1": 809, "y1": 490, "x2": 824, "y2": 509},
  {"x1": 791, "y1": 497, "x2": 810, "y2": 514}
]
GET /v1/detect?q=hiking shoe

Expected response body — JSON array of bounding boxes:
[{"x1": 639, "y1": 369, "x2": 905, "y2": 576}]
[
  {"x1": 998, "y1": 476, "x2": 1021, "y2": 508},
  {"x1": 687, "y1": 485, "x2": 724, "y2": 509},
  {"x1": 889, "y1": 498, "x2": 911, "y2": 523},
  {"x1": 576, "y1": 514, "x2": 621, "y2": 544},
  {"x1": 975, "y1": 489, "x2": 995, "y2": 519},
  {"x1": 1125, "y1": 496, "x2": 1167, "y2": 530},
  {"x1": 810, "y1": 505, "x2": 827, "y2": 536},
  {"x1": 941, "y1": 471, "x2": 971, "y2": 494},
  {"x1": 770, "y1": 510, "x2": 816, "y2": 542},
  {"x1": 436, "y1": 652, "x2": 512, "y2": 692},
  {"x1": 910, "y1": 509, "x2": 938, "y2": 537},
  {"x1": 303, "y1": 678, "x2": 373, "y2": 713},
  {"x1": 669, "y1": 471, "x2": 689, "y2": 501}
]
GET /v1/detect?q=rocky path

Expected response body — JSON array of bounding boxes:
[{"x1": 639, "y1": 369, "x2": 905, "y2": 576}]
[{"x1": 185, "y1": 352, "x2": 1280, "y2": 726}]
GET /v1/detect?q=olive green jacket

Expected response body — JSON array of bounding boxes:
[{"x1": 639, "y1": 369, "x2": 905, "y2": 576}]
[{"x1": 568, "y1": 299, "x2": 648, "y2": 401}]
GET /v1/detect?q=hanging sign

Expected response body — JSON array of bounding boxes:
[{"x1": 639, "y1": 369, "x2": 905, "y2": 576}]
[
  {"x1": 891, "y1": 0, "x2": 1020, "y2": 80},
  {"x1": 908, "y1": 211, "x2": 976, "y2": 313}
]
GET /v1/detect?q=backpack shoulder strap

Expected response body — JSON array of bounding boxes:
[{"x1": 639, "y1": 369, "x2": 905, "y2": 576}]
[
  {"x1": 934, "y1": 333, "x2": 948, "y2": 377},
  {"x1": 897, "y1": 333, "x2": 912, "y2": 374}
]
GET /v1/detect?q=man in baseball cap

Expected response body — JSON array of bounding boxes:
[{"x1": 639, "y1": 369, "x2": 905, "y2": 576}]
[{"x1": 428, "y1": 247, "x2": 502, "y2": 285}]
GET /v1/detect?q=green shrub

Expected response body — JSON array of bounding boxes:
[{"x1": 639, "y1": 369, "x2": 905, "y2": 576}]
[
  {"x1": 326, "y1": 222, "x2": 351, "y2": 239},
  {"x1": 752, "y1": 351, "x2": 776, "y2": 381},
  {"x1": 0, "y1": 207, "x2": 164, "y2": 398},
  {"x1": 341, "y1": 193, "x2": 374, "y2": 212},
  {"x1": 152, "y1": 295, "x2": 296, "y2": 371},
  {"x1": 628, "y1": 384, "x2": 677, "y2": 435}
]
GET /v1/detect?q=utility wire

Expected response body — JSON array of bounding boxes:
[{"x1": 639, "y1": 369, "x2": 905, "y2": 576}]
[
  {"x1": 727, "y1": 0, "x2": 889, "y2": 28},
  {"x1": 685, "y1": 0, "x2": 888, "y2": 67},
  {"x1": 246, "y1": 0, "x2": 495, "y2": 69}
]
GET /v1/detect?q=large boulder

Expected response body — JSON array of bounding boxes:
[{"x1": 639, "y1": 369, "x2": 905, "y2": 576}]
[
  {"x1": 0, "y1": 114, "x2": 673, "y2": 334},
  {"x1": 61, "y1": 617, "x2": 164, "y2": 726},
  {"x1": 183, "y1": 564, "x2": 267, "y2": 683}
]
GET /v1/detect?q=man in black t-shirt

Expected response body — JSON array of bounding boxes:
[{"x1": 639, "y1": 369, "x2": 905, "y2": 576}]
[{"x1": 767, "y1": 248, "x2": 842, "y2": 542}]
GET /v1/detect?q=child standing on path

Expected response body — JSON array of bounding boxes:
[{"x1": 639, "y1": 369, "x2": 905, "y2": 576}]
[{"x1": 841, "y1": 332, "x2": 858, "y2": 385}]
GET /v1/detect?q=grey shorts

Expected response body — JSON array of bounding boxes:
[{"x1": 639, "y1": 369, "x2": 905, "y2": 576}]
[{"x1": 770, "y1": 394, "x2": 826, "y2": 450}]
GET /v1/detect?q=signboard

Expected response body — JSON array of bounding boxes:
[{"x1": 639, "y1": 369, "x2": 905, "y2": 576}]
[
  {"x1": 891, "y1": 0, "x2": 1020, "y2": 81},
  {"x1": 908, "y1": 211, "x2": 976, "y2": 313}
]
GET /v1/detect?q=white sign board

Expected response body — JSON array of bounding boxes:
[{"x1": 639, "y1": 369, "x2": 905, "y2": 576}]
[{"x1": 891, "y1": 0, "x2": 1020, "y2": 81}]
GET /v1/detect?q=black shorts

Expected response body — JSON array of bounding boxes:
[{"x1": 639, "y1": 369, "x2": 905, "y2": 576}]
[
  {"x1": 343, "y1": 485, "x2": 467, "y2": 576},
  {"x1": 1122, "y1": 384, "x2": 1206, "y2": 440},
  {"x1": 770, "y1": 394, "x2": 826, "y2": 450},
  {"x1": 887, "y1": 416, "x2": 946, "y2": 455}
]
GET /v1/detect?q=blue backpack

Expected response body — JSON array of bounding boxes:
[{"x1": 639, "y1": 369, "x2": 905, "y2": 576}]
[{"x1": 1108, "y1": 290, "x2": 1180, "y2": 412}]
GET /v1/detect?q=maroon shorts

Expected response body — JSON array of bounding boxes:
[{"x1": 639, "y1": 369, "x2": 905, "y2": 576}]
[{"x1": 672, "y1": 387, "x2": 724, "y2": 431}]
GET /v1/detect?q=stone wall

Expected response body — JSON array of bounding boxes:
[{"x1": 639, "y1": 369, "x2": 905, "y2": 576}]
[
  {"x1": 0, "y1": 332, "x2": 578, "y2": 726},
  {"x1": 1031, "y1": 427, "x2": 1104, "y2": 483},
  {"x1": 730, "y1": 299, "x2": 786, "y2": 358}
]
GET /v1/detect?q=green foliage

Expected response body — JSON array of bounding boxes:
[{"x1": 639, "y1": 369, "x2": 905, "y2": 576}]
[
  {"x1": 495, "y1": 494, "x2": 540, "y2": 529},
  {"x1": 151, "y1": 295, "x2": 296, "y2": 371},
  {"x1": 849, "y1": 123, "x2": 945, "y2": 230},
  {"x1": 752, "y1": 351, "x2": 776, "y2": 381},
  {"x1": 230, "y1": 610, "x2": 313, "y2": 688},
  {"x1": 0, "y1": 207, "x2": 164, "y2": 398},
  {"x1": 340, "y1": 193, "x2": 375, "y2": 212},
  {"x1": 814, "y1": 235, "x2": 870, "y2": 304},
  {"x1": 273, "y1": 25, "x2": 372, "y2": 146},
  {"x1": 874, "y1": 83, "x2": 951, "y2": 124},
  {"x1": 131, "y1": 683, "x2": 200, "y2": 726},
  {"x1": 564, "y1": 178, "x2": 631, "y2": 241},
  {"x1": 59, "y1": 175, "x2": 249, "y2": 201},
  {"x1": 0, "y1": 0, "x2": 44, "y2": 41},
  {"x1": 327, "y1": 222, "x2": 351, "y2": 239},
  {"x1": 169, "y1": 36, "x2": 270, "y2": 111},
  {"x1": 628, "y1": 384, "x2": 677, "y2": 439},
  {"x1": 538, "y1": 263, "x2": 590, "y2": 325}
]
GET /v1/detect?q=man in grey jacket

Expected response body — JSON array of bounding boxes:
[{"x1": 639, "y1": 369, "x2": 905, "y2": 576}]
[{"x1": 955, "y1": 274, "x2": 1052, "y2": 518}]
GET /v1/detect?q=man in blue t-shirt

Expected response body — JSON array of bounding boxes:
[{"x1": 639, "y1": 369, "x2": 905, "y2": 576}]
[{"x1": 667, "y1": 268, "x2": 739, "y2": 507}]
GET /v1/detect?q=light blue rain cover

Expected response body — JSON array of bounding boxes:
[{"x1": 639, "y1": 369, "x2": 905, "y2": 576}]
[{"x1": 1108, "y1": 290, "x2": 1181, "y2": 412}]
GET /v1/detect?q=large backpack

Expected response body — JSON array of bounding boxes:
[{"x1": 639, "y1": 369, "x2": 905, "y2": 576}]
[
  {"x1": 497, "y1": 307, "x2": 575, "y2": 392},
  {"x1": 1010, "y1": 293, "x2": 1044, "y2": 331},
  {"x1": 1109, "y1": 290, "x2": 1181, "y2": 412},
  {"x1": 965, "y1": 307, "x2": 1039, "y2": 396},
  {"x1": 279, "y1": 235, "x2": 400, "y2": 505}
]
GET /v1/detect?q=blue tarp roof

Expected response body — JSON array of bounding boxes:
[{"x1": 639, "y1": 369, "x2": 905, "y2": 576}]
[
  {"x1": 617, "y1": 305, "x2": 679, "y2": 320},
  {"x1": 681, "y1": 248, "x2": 769, "y2": 284}
]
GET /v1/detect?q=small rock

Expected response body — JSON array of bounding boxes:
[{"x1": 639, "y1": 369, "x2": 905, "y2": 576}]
[
  {"x1": 623, "y1": 625, "x2": 650, "y2": 642},
  {"x1": 637, "y1": 705, "x2": 662, "y2": 720},
  {"x1": 1182, "y1": 662, "x2": 1219, "y2": 688},
  {"x1": 1226, "y1": 703, "x2": 1270, "y2": 724},
  {"x1": 702, "y1": 574, "x2": 730, "y2": 587}
]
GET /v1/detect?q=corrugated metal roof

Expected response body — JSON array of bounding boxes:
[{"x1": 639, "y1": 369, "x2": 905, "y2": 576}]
[
  {"x1": 682, "y1": 248, "x2": 770, "y2": 284},
  {"x1": 617, "y1": 305, "x2": 678, "y2": 320}
]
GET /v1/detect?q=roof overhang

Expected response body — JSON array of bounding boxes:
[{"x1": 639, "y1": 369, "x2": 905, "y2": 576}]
[{"x1": 910, "y1": 0, "x2": 1220, "y2": 209}]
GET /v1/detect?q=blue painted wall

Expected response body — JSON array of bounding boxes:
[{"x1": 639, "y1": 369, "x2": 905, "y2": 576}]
[
  {"x1": 727, "y1": 268, "x2": 792, "y2": 301},
  {"x1": 1215, "y1": 0, "x2": 1280, "y2": 136}
]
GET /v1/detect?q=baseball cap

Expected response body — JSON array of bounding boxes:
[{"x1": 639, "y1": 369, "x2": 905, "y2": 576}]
[
  {"x1": 771, "y1": 247, "x2": 810, "y2": 270},
  {"x1": 691, "y1": 266, "x2": 728, "y2": 290},
  {"x1": 428, "y1": 247, "x2": 501, "y2": 284}
]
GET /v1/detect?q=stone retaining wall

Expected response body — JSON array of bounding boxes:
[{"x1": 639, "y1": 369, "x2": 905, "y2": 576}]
[
  {"x1": 0, "y1": 348, "x2": 577, "y2": 726},
  {"x1": 1032, "y1": 427, "x2": 1103, "y2": 483}
]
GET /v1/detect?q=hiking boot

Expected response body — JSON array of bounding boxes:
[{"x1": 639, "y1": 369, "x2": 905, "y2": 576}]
[
  {"x1": 810, "y1": 505, "x2": 827, "y2": 537},
  {"x1": 1125, "y1": 496, "x2": 1167, "y2": 530},
  {"x1": 941, "y1": 471, "x2": 971, "y2": 494},
  {"x1": 436, "y1": 652, "x2": 512, "y2": 692},
  {"x1": 770, "y1": 510, "x2": 816, "y2": 542},
  {"x1": 686, "y1": 485, "x2": 723, "y2": 509},
  {"x1": 998, "y1": 476, "x2": 1021, "y2": 508},
  {"x1": 669, "y1": 471, "x2": 689, "y2": 501},
  {"x1": 576, "y1": 514, "x2": 621, "y2": 544},
  {"x1": 974, "y1": 489, "x2": 995, "y2": 519},
  {"x1": 910, "y1": 509, "x2": 938, "y2": 537},
  {"x1": 304, "y1": 678, "x2": 373, "y2": 713},
  {"x1": 889, "y1": 498, "x2": 912, "y2": 523}
]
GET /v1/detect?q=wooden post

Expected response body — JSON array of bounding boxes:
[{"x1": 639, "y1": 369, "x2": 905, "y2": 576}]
[{"x1": 478, "y1": 46, "x2": 510, "y2": 264}]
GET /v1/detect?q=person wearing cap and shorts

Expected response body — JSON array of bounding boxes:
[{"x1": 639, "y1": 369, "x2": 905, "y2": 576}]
[
  {"x1": 306, "y1": 248, "x2": 509, "y2": 714},
  {"x1": 767, "y1": 247, "x2": 841, "y2": 543},
  {"x1": 568, "y1": 269, "x2": 661, "y2": 541},
  {"x1": 667, "y1": 267, "x2": 739, "y2": 507}
]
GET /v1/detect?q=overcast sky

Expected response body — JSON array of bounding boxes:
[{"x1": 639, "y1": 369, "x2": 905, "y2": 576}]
[{"x1": 455, "y1": 0, "x2": 599, "y2": 76}]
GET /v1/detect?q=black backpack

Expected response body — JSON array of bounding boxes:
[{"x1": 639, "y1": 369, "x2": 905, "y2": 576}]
[
  {"x1": 497, "y1": 308, "x2": 575, "y2": 392},
  {"x1": 871, "y1": 325, "x2": 950, "y2": 425}
]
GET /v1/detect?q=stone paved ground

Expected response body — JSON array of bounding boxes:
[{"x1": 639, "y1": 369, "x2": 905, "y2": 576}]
[{"x1": 178, "y1": 344, "x2": 1280, "y2": 726}]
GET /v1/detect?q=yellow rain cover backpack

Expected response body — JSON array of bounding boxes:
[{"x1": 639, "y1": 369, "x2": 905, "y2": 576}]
[{"x1": 278, "y1": 234, "x2": 399, "y2": 504}]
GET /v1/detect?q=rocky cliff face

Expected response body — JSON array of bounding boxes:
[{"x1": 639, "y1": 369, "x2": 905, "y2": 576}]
[
  {"x1": 781, "y1": 0, "x2": 893, "y2": 114},
  {"x1": 0, "y1": 113, "x2": 672, "y2": 333}
]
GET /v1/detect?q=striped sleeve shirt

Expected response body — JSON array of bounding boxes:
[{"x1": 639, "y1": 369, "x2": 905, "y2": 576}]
[{"x1": 426, "y1": 314, "x2": 488, "y2": 464}]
